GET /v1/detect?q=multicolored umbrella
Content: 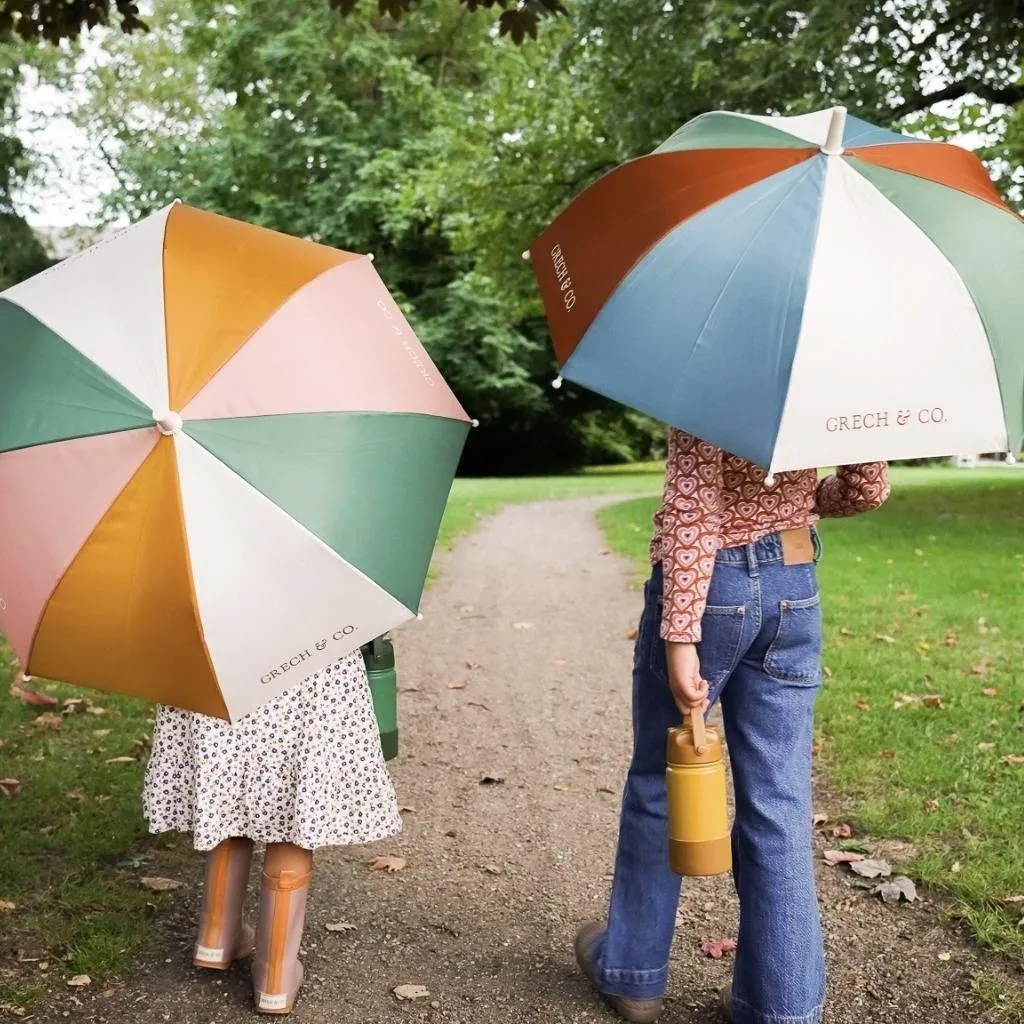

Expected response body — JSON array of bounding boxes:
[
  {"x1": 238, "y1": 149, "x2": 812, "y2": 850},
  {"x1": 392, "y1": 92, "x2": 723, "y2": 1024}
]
[
  {"x1": 0, "y1": 203, "x2": 470, "y2": 721},
  {"x1": 528, "y1": 106, "x2": 1024, "y2": 472}
]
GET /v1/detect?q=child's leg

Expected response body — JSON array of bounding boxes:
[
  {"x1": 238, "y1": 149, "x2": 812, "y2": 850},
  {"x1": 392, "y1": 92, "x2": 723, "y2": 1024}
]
[
  {"x1": 252, "y1": 843, "x2": 313, "y2": 1015},
  {"x1": 194, "y1": 837, "x2": 255, "y2": 970}
]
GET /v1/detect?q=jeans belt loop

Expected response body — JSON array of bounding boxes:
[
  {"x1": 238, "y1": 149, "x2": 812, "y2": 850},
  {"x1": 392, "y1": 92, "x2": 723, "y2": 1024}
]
[{"x1": 745, "y1": 542, "x2": 760, "y2": 577}]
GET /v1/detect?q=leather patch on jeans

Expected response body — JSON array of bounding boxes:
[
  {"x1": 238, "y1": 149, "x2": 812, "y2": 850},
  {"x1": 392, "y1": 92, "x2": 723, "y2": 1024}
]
[{"x1": 781, "y1": 527, "x2": 814, "y2": 566}]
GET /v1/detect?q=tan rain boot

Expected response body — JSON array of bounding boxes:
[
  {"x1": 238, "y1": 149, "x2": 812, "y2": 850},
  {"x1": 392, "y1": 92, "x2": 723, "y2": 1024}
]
[
  {"x1": 193, "y1": 837, "x2": 255, "y2": 970},
  {"x1": 252, "y1": 843, "x2": 312, "y2": 1015}
]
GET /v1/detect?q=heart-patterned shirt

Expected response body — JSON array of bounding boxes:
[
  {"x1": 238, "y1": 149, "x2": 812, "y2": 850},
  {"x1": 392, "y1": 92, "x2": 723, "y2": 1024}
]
[{"x1": 651, "y1": 430, "x2": 891, "y2": 643}]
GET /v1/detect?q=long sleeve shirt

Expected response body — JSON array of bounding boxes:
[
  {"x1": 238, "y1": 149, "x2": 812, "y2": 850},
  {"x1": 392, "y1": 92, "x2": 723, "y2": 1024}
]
[{"x1": 650, "y1": 430, "x2": 891, "y2": 643}]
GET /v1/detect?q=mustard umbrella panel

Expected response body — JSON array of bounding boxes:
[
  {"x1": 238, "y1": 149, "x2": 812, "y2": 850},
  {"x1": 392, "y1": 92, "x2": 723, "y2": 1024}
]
[{"x1": 0, "y1": 203, "x2": 470, "y2": 721}]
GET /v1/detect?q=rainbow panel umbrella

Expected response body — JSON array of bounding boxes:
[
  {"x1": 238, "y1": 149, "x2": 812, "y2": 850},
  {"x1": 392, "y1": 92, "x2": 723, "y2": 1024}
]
[
  {"x1": 0, "y1": 203, "x2": 470, "y2": 721},
  {"x1": 528, "y1": 106, "x2": 1024, "y2": 473}
]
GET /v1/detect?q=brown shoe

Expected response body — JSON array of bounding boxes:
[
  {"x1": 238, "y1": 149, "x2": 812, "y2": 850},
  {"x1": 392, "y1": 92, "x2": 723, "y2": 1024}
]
[
  {"x1": 720, "y1": 984, "x2": 733, "y2": 1021},
  {"x1": 574, "y1": 921, "x2": 663, "y2": 1024}
]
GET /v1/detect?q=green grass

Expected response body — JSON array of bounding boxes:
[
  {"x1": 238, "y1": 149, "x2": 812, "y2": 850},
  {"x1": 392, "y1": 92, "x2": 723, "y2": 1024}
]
[
  {"x1": 0, "y1": 462, "x2": 663, "y2": 1010},
  {"x1": 0, "y1": 665, "x2": 192, "y2": 1009},
  {"x1": 599, "y1": 466, "x2": 1024, "y2": 965}
]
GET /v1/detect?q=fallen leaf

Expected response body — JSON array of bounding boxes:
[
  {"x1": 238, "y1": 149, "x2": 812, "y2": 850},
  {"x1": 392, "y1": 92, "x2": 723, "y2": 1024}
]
[
  {"x1": 104, "y1": 756, "x2": 137, "y2": 764},
  {"x1": 0, "y1": 778, "x2": 22, "y2": 799},
  {"x1": 140, "y1": 877, "x2": 182, "y2": 892},
  {"x1": 553, "y1": 784, "x2": 571, "y2": 792},
  {"x1": 66, "y1": 791, "x2": 84, "y2": 803},
  {"x1": 980, "y1": 687, "x2": 1000, "y2": 698},
  {"x1": 938, "y1": 951, "x2": 952, "y2": 962},
  {"x1": 880, "y1": 749, "x2": 897, "y2": 760},
  {"x1": 700, "y1": 937, "x2": 737, "y2": 959},
  {"x1": 831, "y1": 823, "x2": 852, "y2": 839},
  {"x1": 923, "y1": 799, "x2": 940, "y2": 812},
  {"x1": 944, "y1": 632, "x2": 959, "y2": 647},
  {"x1": 1001, "y1": 895, "x2": 1024, "y2": 906},
  {"x1": 840, "y1": 628, "x2": 855, "y2": 637},
  {"x1": 11, "y1": 683, "x2": 58, "y2": 707},
  {"x1": 970, "y1": 664, "x2": 990, "y2": 677},
  {"x1": 92, "y1": 729, "x2": 111, "y2": 737},
  {"x1": 824, "y1": 850, "x2": 864, "y2": 867},
  {"x1": 625, "y1": 628, "x2": 638, "y2": 640},
  {"x1": 32, "y1": 712, "x2": 62, "y2": 730},
  {"x1": 479, "y1": 776, "x2": 504, "y2": 786},
  {"x1": 482, "y1": 864, "x2": 503, "y2": 875},
  {"x1": 368, "y1": 856, "x2": 406, "y2": 874},
  {"x1": 875, "y1": 876, "x2": 919, "y2": 903},
  {"x1": 812, "y1": 813, "x2": 829, "y2": 827},
  {"x1": 67, "y1": 975, "x2": 91, "y2": 988},
  {"x1": 86, "y1": 705, "x2": 108, "y2": 717},
  {"x1": 325, "y1": 921, "x2": 357, "y2": 932},
  {"x1": 951, "y1": 862, "x2": 962, "y2": 874},
  {"x1": 393, "y1": 984, "x2": 430, "y2": 1001},
  {"x1": 447, "y1": 681, "x2": 467, "y2": 690},
  {"x1": 39, "y1": 825, "x2": 57, "y2": 836},
  {"x1": 922, "y1": 694, "x2": 944, "y2": 709},
  {"x1": 893, "y1": 694, "x2": 918, "y2": 710},
  {"x1": 978, "y1": 742, "x2": 996, "y2": 752},
  {"x1": 61, "y1": 698, "x2": 85, "y2": 714},
  {"x1": 822, "y1": 665, "x2": 833, "y2": 679},
  {"x1": 0, "y1": 900, "x2": 15, "y2": 914},
  {"x1": 875, "y1": 634, "x2": 897, "y2": 645},
  {"x1": 1000, "y1": 754, "x2": 1024, "y2": 766},
  {"x1": 850, "y1": 858, "x2": 893, "y2": 879},
  {"x1": 512, "y1": 622, "x2": 533, "y2": 631},
  {"x1": 854, "y1": 699, "x2": 871, "y2": 712}
]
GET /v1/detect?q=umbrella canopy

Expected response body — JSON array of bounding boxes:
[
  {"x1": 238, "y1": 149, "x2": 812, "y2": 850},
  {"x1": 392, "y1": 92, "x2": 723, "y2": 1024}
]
[
  {"x1": 0, "y1": 202, "x2": 470, "y2": 721},
  {"x1": 528, "y1": 106, "x2": 1024, "y2": 472}
]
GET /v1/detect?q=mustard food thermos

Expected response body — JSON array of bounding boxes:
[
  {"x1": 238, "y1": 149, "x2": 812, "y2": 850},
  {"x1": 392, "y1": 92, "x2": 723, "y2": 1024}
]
[{"x1": 666, "y1": 717, "x2": 732, "y2": 876}]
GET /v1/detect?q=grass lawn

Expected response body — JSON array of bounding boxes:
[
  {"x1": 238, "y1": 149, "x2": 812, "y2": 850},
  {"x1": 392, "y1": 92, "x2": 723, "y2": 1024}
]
[
  {"x1": 0, "y1": 464, "x2": 663, "y2": 1010},
  {"x1": 599, "y1": 466, "x2": 1024, "y2": 965}
]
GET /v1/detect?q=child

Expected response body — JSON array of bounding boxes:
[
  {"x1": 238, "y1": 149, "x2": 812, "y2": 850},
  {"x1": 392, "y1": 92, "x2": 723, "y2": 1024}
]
[{"x1": 144, "y1": 651, "x2": 400, "y2": 1014}]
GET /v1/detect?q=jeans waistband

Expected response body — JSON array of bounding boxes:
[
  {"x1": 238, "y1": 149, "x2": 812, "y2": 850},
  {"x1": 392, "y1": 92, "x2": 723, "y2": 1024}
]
[{"x1": 715, "y1": 529, "x2": 821, "y2": 569}]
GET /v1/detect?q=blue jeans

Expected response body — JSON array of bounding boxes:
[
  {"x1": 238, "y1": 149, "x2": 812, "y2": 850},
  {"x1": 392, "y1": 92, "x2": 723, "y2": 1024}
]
[{"x1": 593, "y1": 532, "x2": 826, "y2": 1024}]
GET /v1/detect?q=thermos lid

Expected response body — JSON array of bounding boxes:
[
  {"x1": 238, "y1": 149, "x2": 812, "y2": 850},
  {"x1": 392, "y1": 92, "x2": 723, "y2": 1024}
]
[
  {"x1": 361, "y1": 634, "x2": 395, "y2": 671},
  {"x1": 667, "y1": 724, "x2": 722, "y2": 766}
]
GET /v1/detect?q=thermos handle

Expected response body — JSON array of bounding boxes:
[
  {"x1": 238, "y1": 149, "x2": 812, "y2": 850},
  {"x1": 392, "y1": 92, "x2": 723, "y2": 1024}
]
[{"x1": 689, "y1": 707, "x2": 707, "y2": 754}]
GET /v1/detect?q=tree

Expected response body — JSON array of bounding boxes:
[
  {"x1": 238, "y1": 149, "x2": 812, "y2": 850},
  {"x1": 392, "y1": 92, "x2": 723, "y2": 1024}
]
[
  {"x1": 0, "y1": 0, "x2": 146, "y2": 44},
  {"x1": 44, "y1": 0, "x2": 1024, "y2": 469},
  {"x1": 0, "y1": 54, "x2": 51, "y2": 288}
]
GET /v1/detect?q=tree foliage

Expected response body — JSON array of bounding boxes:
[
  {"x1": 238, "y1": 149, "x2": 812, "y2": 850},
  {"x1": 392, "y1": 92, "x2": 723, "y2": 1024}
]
[{"x1": 31, "y1": 0, "x2": 1024, "y2": 469}]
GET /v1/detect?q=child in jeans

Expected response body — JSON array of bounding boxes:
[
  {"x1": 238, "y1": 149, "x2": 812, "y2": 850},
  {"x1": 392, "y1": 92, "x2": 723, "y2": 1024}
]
[{"x1": 575, "y1": 430, "x2": 890, "y2": 1024}]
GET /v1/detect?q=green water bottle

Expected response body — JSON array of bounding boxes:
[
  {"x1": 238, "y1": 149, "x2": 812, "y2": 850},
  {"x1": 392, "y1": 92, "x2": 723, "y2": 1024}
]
[{"x1": 362, "y1": 636, "x2": 398, "y2": 761}]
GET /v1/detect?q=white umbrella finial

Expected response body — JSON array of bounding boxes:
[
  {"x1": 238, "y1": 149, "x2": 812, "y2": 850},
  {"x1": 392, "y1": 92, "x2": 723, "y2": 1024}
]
[{"x1": 821, "y1": 106, "x2": 847, "y2": 156}]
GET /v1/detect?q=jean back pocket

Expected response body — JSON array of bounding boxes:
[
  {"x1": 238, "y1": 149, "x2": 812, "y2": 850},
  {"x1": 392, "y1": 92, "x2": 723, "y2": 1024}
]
[{"x1": 764, "y1": 593, "x2": 822, "y2": 685}]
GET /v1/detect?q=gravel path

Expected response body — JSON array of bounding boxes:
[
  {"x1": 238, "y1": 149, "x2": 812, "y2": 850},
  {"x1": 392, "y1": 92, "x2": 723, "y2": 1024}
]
[{"x1": 41, "y1": 498, "x2": 1020, "y2": 1024}]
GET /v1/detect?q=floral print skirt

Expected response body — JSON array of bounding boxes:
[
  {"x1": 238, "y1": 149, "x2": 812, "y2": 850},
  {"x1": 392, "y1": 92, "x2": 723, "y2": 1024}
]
[{"x1": 143, "y1": 653, "x2": 402, "y2": 851}]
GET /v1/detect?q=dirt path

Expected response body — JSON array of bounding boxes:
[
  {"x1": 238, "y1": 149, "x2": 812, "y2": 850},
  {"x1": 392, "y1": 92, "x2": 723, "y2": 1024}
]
[{"x1": 47, "y1": 498, "x2": 1018, "y2": 1024}]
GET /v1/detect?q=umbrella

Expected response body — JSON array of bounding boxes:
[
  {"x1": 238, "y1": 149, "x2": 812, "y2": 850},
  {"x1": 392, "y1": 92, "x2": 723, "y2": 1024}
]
[
  {"x1": 0, "y1": 202, "x2": 470, "y2": 721},
  {"x1": 527, "y1": 106, "x2": 1024, "y2": 472}
]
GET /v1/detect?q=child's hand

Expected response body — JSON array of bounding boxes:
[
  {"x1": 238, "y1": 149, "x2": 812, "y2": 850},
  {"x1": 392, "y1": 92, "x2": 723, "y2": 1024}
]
[{"x1": 665, "y1": 641, "x2": 709, "y2": 717}]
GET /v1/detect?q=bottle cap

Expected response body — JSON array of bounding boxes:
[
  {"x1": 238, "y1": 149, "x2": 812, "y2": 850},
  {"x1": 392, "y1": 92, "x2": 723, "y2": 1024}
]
[{"x1": 666, "y1": 723, "x2": 722, "y2": 766}]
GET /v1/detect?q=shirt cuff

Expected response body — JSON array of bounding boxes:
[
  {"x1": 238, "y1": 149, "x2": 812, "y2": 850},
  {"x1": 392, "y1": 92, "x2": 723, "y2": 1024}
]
[{"x1": 660, "y1": 622, "x2": 701, "y2": 644}]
